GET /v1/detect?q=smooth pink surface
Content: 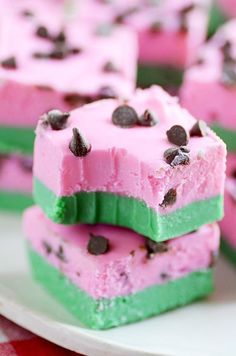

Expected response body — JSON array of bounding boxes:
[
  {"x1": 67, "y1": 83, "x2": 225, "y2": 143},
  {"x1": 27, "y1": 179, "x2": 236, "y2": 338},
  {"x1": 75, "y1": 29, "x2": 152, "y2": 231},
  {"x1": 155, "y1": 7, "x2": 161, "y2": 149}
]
[
  {"x1": 0, "y1": 0, "x2": 137, "y2": 127},
  {"x1": 23, "y1": 206, "x2": 220, "y2": 299},
  {"x1": 218, "y1": 0, "x2": 236, "y2": 17},
  {"x1": 79, "y1": 0, "x2": 210, "y2": 67},
  {"x1": 181, "y1": 20, "x2": 236, "y2": 129},
  {"x1": 34, "y1": 86, "x2": 226, "y2": 213},
  {"x1": 0, "y1": 155, "x2": 32, "y2": 193}
]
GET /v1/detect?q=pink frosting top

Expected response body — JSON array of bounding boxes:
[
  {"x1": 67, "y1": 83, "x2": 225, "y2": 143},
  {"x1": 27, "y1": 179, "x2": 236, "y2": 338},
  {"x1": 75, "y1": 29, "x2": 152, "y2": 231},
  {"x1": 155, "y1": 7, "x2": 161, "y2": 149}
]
[
  {"x1": 78, "y1": 0, "x2": 210, "y2": 67},
  {"x1": 34, "y1": 86, "x2": 226, "y2": 213},
  {"x1": 217, "y1": 0, "x2": 236, "y2": 17},
  {"x1": 181, "y1": 20, "x2": 236, "y2": 129},
  {"x1": 0, "y1": 0, "x2": 137, "y2": 127},
  {"x1": 23, "y1": 206, "x2": 220, "y2": 299}
]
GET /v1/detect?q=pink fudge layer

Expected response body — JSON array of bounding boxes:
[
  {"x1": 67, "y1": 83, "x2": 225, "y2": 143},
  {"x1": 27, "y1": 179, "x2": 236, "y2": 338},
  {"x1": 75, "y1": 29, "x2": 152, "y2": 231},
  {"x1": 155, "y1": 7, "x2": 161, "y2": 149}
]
[
  {"x1": 0, "y1": 154, "x2": 32, "y2": 193},
  {"x1": 181, "y1": 20, "x2": 236, "y2": 130},
  {"x1": 23, "y1": 206, "x2": 220, "y2": 299},
  {"x1": 34, "y1": 86, "x2": 226, "y2": 215},
  {"x1": 78, "y1": 0, "x2": 210, "y2": 68},
  {"x1": 0, "y1": 0, "x2": 137, "y2": 127},
  {"x1": 217, "y1": 0, "x2": 236, "y2": 17}
]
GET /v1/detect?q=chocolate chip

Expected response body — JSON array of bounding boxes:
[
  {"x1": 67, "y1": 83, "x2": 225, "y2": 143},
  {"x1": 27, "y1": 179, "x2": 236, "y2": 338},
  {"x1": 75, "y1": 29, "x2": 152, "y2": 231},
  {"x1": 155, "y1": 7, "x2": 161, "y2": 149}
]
[
  {"x1": 160, "y1": 272, "x2": 169, "y2": 280},
  {"x1": 103, "y1": 61, "x2": 119, "y2": 73},
  {"x1": 220, "y1": 40, "x2": 234, "y2": 63},
  {"x1": 149, "y1": 21, "x2": 162, "y2": 33},
  {"x1": 97, "y1": 86, "x2": 117, "y2": 99},
  {"x1": 49, "y1": 44, "x2": 67, "y2": 60},
  {"x1": 42, "y1": 241, "x2": 52, "y2": 255},
  {"x1": 69, "y1": 127, "x2": 91, "y2": 157},
  {"x1": 1, "y1": 56, "x2": 17, "y2": 69},
  {"x1": 36, "y1": 25, "x2": 49, "y2": 39},
  {"x1": 55, "y1": 245, "x2": 67, "y2": 262},
  {"x1": 190, "y1": 120, "x2": 207, "y2": 137},
  {"x1": 232, "y1": 169, "x2": 236, "y2": 179},
  {"x1": 221, "y1": 62, "x2": 236, "y2": 87},
  {"x1": 21, "y1": 9, "x2": 34, "y2": 17},
  {"x1": 69, "y1": 47, "x2": 82, "y2": 55},
  {"x1": 41, "y1": 109, "x2": 70, "y2": 130},
  {"x1": 33, "y1": 52, "x2": 49, "y2": 59},
  {"x1": 160, "y1": 188, "x2": 177, "y2": 208},
  {"x1": 53, "y1": 30, "x2": 66, "y2": 44},
  {"x1": 209, "y1": 250, "x2": 218, "y2": 267},
  {"x1": 166, "y1": 125, "x2": 189, "y2": 146},
  {"x1": 164, "y1": 147, "x2": 190, "y2": 167},
  {"x1": 112, "y1": 105, "x2": 138, "y2": 128},
  {"x1": 145, "y1": 239, "x2": 169, "y2": 258},
  {"x1": 64, "y1": 93, "x2": 84, "y2": 108},
  {"x1": 138, "y1": 109, "x2": 158, "y2": 127},
  {"x1": 19, "y1": 157, "x2": 33, "y2": 172},
  {"x1": 87, "y1": 233, "x2": 109, "y2": 255}
]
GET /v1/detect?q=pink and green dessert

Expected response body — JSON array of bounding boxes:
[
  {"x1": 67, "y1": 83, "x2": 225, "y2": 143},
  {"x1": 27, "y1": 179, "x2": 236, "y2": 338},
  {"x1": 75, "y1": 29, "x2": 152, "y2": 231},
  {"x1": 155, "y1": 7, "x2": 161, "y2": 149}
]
[
  {"x1": 79, "y1": 0, "x2": 211, "y2": 87},
  {"x1": 181, "y1": 20, "x2": 236, "y2": 152},
  {"x1": 23, "y1": 205, "x2": 220, "y2": 329},
  {"x1": 33, "y1": 86, "x2": 226, "y2": 241},
  {"x1": 0, "y1": 0, "x2": 137, "y2": 210}
]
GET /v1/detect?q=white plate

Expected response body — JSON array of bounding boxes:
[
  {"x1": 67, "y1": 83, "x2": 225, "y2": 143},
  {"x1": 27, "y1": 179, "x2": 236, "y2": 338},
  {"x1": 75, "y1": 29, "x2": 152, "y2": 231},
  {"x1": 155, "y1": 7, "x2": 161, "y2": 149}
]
[{"x1": 0, "y1": 213, "x2": 236, "y2": 356}]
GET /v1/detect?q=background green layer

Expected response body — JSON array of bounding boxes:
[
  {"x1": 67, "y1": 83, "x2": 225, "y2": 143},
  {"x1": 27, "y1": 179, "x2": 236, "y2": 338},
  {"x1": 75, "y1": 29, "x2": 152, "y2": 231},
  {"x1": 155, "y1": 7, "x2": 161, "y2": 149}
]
[
  {"x1": 0, "y1": 126, "x2": 35, "y2": 155},
  {"x1": 211, "y1": 124, "x2": 236, "y2": 152},
  {"x1": 137, "y1": 64, "x2": 183, "y2": 88},
  {"x1": 0, "y1": 191, "x2": 33, "y2": 212},
  {"x1": 34, "y1": 178, "x2": 223, "y2": 242},
  {"x1": 28, "y1": 246, "x2": 213, "y2": 330},
  {"x1": 221, "y1": 238, "x2": 236, "y2": 266}
]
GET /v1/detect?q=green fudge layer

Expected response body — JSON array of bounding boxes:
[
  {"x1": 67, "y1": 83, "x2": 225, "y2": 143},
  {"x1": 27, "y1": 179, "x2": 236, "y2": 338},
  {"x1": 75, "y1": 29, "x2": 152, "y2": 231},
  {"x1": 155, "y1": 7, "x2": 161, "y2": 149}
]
[
  {"x1": 211, "y1": 124, "x2": 236, "y2": 152},
  {"x1": 221, "y1": 238, "x2": 236, "y2": 266},
  {"x1": 0, "y1": 126, "x2": 35, "y2": 155},
  {"x1": 34, "y1": 178, "x2": 223, "y2": 242},
  {"x1": 137, "y1": 64, "x2": 183, "y2": 88},
  {"x1": 207, "y1": 4, "x2": 227, "y2": 38},
  {"x1": 0, "y1": 191, "x2": 33, "y2": 212},
  {"x1": 28, "y1": 246, "x2": 213, "y2": 330}
]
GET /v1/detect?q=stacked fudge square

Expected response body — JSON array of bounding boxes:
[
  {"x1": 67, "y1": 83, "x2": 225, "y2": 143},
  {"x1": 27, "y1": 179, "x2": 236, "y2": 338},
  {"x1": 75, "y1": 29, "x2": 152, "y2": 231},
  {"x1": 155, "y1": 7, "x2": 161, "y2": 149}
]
[
  {"x1": 23, "y1": 86, "x2": 226, "y2": 329},
  {"x1": 0, "y1": 0, "x2": 137, "y2": 211},
  {"x1": 78, "y1": 0, "x2": 211, "y2": 88},
  {"x1": 181, "y1": 20, "x2": 236, "y2": 265}
]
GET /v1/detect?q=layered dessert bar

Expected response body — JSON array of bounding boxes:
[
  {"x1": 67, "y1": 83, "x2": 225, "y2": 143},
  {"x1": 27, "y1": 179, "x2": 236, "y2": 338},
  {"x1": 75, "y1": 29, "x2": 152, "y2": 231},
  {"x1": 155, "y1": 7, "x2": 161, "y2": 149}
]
[
  {"x1": 181, "y1": 20, "x2": 236, "y2": 152},
  {"x1": 220, "y1": 153, "x2": 236, "y2": 264},
  {"x1": 24, "y1": 205, "x2": 220, "y2": 329},
  {"x1": 33, "y1": 86, "x2": 226, "y2": 241},
  {"x1": 78, "y1": 0, "x2": 211, "y2": 87},
  {"x1": 0, "y1": 0, "x2": 137, "y2": 210}
]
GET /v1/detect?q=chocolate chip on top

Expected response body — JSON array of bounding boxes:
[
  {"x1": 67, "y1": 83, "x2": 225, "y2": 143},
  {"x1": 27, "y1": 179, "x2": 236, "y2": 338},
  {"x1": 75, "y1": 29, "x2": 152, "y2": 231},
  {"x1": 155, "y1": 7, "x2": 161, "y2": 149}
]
[
  {"x1": 53, "y1": 30, "x2": 66, "y2": 44},
  {"x1": 69, "y1": 127, "x2": 91, "y2": 157},
  {"x1": 166, "y1": 125, "x2": 189, "y2": 146},
  {"x1": 221, "y1": 62, "x2": 236, "y2": 87},
  {"x1": 164, "y1": 146, "x2": 190, "y2": 167},
  {"x1": 103, "y1": 61, "x2": 119, "y2": 73},
  {"x1": 190, "y1": 120, "x2": 207, "y2": 137},
  {"x1": 160, "y1": 188, "x2": 177, "y2": 208},
  {"x1": 41, "y1": 109, "x2": 70, "y2": 130},
  {"x1": 87, "y1": 233, "x2": 110, "y2": 255},
  {"x1": 112, "y1": 105, "x2": 138, "y2": 128},
  {"x1": 1, "y1": 56, "x2": 17, "y2": 69},
  {"x1": 220, "y1": 40, "x2": 234, "y2": 63},
  {"x1": 138, "y1": 109, "x2": 158, "y2": 127},
  {"x1": 35, "y1": 25, "x2": 49, "y2": 39},
  {"x1": 145, "y1": 239, "x2": 169, "y2": 259}
]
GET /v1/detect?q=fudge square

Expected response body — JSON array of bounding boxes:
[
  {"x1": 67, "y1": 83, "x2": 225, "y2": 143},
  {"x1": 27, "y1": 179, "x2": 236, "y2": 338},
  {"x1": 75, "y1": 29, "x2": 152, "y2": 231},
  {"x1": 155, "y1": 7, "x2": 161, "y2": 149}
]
[
  {"x1": 78, "y1": 0, "x2": 211, "y2": 87},
  {"x1": 33, "y1": 86, "x2": 226, "y2": 242},
  {"x1": 24, "y1": 206, "x2": 220, "y2": 330},
  {"x1": 181, "y1": 20, "x2": 236, "y2": 152},
  {"x1": 0, "y1": 0, "x2": 137, "y2": 155}
]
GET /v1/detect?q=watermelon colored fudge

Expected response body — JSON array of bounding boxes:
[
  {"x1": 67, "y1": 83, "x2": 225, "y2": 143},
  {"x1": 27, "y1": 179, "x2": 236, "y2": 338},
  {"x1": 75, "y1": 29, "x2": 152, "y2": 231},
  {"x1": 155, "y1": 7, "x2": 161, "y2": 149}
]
[
  {"x1": 33, "y1": 86, "x2": 226, "y2": 241},
  {"x1": 220, "y1": 153, "x2": 236, "y2": 264},
  {"x1": 23, "y1": 205, "x2": 220, "y2": 329},
  {"x1": 0, "y1": 0, "x2": 137, "y2": 155},
  {"x1": 181, "y1": 20, "x2": 236, "y2": 151},
  {"x1": 0, "y1": 154, "x2": 33, "y2": 211},
  {"x1": 78, "y1": 0, "x2": 211, "y2": 87}
]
